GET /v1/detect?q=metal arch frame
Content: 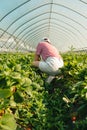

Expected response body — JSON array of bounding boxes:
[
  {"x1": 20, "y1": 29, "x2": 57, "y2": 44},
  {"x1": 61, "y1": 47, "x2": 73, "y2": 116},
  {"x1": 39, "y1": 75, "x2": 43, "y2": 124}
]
[
  {"x1": 0, "y1": 29, "x2": 14, "y2": 49},
  {"x1": 12, "y1": 27, "x2": 86, "y2": 52},
  {"x1": 0, "y1": 3, "x2": 51, "y2": 37},
  {"x1": 53, "y1": 11, "x2": 87, "y2": 30},
  {"x1": 48, "y1": 0, "x2": 53, "y2": 35},
  {"x1": 1, "y1": 10, "x2": 86, "y2": 49},
  {"x1": 0, "y1": 1, "x2": 86, "y2": 37},
  {"x1": 16, "y1": 27, "x2": 71, "y2": 44},
  {"x1": 23, "y1": 25, "x2": 84, "y2": 51},
  {"x1": 46, "y1": 24, "x2": 82, "y2": 46},
  {"x1": 10, "y1": 26, "x2": 81, "y2": 51},
  {"x1": 14, "y1": 15, "x2": 86, "y2": 39},
  {"x1": 2, "y1": 11, "x2": 85, "y2": 48},
  {"x1": 20, "y1": 24, "x2": 78, "y2": 47},
  {"x1": 0, "y1": 0, "x2": 87, "y2": 51},
  {"x1": 10, "y1": 27, "x2": 68, "y2": 50},
  {"x1": 12, "y1": 30, "x2": 48, "y2": 50},
  {"x1": 0, "y1": 0, "x2": 31, "y2": 22},
  {"x1": 15, "y1": 20, "x2": 83, "y2": 46},
  {"x1": 24, "y1": 25, "x2": 80, "y2": 47},
  {"x1": 1, "y1": 12, "x2": 50, "y2": 48},
  {"x1": 1, "y1": 17, "x2": 85, "y2": 50},
  {"x1": 51, "y1": 18, "x2": 86, "y2": 40},
  {"x1": 25, "y1": 25, "x2": 78, "y2": 43},
  {"x1": 15, "y1": 17, "x2": 85, "y2": 42},
  {"x1": 14, "y1": 28, "x2": 73, "y2": 51},
  {"x1": 9, "y1": 12, "x2": 50, "y2": 36},
  {"x1": 25, "y1": 28, "x2": 75, "y2": 46},
  {"x1": 7, "y1": 23, "x2": 47, "y2": 48},
  {"x1": 6, "y1": 9, "x2": 87, "y2": 38},
  {"x1": 2, "y1": 23, "x2": 49, "y2": 49},
  {"x1": 1, "y1": 8, "x2": 87, "y2": 49},
  {"x1": 79, "y1": 0, "x2": 87, "y2": 4},
  {"x1": 22, "y1": 33, "x2": 76, "y2": 52},
  {"x1": 4, "y1": 18, "x2": 49, "y2": 48},
  {"x1": 12, "y1": 17, "x2": 50, "y2": 38},
  {"x1": 53, "y1": 2, "x2": 87, "y2": 18}
]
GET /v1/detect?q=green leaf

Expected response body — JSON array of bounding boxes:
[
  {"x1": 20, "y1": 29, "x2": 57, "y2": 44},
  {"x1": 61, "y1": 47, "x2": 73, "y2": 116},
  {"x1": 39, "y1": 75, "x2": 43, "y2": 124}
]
[
  {"x1": 14, "y1": 64, "x2": 21, "y2": 72},
  {"x1": 14, "y1": 91, "x2": 24, "y2": 103},
  {"x1": 77, "y1": 104, "x2": 87, "y2": 112},
  {"x1": 0, "y1": 89, "x2": 11, "y2": 98},
  {"x1": 21, "y1": 77, "x2": 32, "y2": 87},
  {"x1": 0, "y1": 113, "x2": 17, "y2": 130},
  {"x1": 11, "y1": 72, "x2": 21, "y2": 81}
]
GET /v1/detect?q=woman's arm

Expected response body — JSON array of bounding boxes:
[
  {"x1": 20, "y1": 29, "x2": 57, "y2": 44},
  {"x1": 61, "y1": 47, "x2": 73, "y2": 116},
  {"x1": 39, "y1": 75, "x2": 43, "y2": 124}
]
[
  {"x1": 32, "y1": 53, "x2": 40, "y2": 67},
  {"x1": 34, "y1": 53, "x2": 40, "y2": 61}
]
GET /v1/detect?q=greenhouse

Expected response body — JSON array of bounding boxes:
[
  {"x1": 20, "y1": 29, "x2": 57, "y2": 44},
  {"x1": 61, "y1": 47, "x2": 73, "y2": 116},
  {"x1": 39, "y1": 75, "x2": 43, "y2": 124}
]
[{"x1": 0, "y1": 0, "x2": 87, "y2": 130}]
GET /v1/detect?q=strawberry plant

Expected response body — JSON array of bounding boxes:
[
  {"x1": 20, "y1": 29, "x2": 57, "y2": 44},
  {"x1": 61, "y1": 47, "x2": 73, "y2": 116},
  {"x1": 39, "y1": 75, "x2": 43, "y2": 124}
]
[{"x1": 0, "y1": 52, "x2": 87, "y2": 130}]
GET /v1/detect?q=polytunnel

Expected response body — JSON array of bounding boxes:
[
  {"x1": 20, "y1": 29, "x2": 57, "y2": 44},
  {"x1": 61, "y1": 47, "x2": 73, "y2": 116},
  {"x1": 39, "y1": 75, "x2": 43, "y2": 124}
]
[
  {"x1": 0, "y1": 0, "x2": 87, "y2": 52},
  {"x1": 0, "y1": 1, "x2": 87, "y2": 130}
]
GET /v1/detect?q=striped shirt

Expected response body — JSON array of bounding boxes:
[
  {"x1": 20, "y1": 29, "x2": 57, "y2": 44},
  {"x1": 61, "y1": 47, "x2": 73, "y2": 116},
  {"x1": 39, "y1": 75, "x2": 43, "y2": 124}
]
[{"x1": 36, "y1": 42, "x2": 61, "y2": 61}]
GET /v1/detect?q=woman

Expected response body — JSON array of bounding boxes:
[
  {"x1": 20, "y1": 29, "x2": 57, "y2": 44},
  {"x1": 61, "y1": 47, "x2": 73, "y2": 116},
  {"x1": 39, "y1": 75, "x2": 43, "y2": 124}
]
[{"x1": 32, "y1": 37, "x2": 64, "y2": 83}]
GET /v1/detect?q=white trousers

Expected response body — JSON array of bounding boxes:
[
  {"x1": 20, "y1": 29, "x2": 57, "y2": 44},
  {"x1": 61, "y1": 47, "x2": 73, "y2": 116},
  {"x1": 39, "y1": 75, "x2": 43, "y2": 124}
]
[{"x1": 39, "y1": 57, "x2": 64, "y2": 75}]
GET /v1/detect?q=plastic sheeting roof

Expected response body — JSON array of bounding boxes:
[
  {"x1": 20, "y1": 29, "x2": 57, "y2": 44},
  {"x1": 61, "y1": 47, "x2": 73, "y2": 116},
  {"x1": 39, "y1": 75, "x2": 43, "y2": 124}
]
[{"x1": 0, "y1": 0, "x2": 87, "y2": 52}]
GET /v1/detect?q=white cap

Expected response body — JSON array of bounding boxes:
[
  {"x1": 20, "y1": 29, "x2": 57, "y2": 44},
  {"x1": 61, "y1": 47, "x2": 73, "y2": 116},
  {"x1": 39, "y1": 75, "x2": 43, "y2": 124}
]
[{"x1": 41, "y1": 37, "x2": 50, "y2": 43}]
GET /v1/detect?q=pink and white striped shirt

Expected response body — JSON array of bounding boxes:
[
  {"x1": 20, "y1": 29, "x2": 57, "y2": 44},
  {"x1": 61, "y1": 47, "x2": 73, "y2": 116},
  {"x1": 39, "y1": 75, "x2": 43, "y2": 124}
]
[{"x1": 36, "y1": 42, "x2": 61, "y2": 61}]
